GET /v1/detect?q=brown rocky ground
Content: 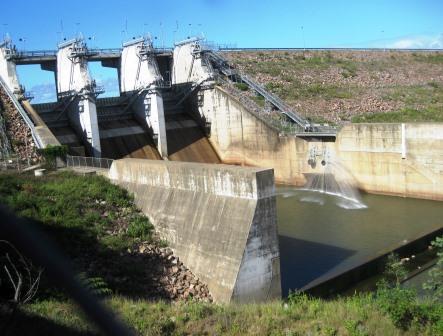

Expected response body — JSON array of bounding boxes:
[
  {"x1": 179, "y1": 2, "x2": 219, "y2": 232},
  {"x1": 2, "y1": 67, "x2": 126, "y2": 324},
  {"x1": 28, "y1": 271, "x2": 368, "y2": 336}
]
[
  {"x1": 224, "y1": 50, "x2": 443, "y2": 123},
  {"x1": 0, "y1": 86, "x2": 39, "y2": 163}
]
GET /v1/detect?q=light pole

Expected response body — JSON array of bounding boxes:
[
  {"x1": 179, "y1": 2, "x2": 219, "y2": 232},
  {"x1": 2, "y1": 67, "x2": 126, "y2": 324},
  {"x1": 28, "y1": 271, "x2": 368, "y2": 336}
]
[
  {"x1": 18, "y1": 37, "x2": 26, "y2": 51},
  {"x1": 160, "y1": 21, "x2": 164, "y2": 49},
  {"x1": 381, "y1": 30, "x2": 385, "y2": 52},
  {"x1": 75, "y1": 22, "x2": 80, "y2": 38},
  {"x1": 188, "y1": 23, "x2": 192, "y2": 38},
  {"x1": 2, "y1": 23, "x2": 8, "y2": 40},
  {"x1": 301, "y1": 26, "x2": 306, "y2": 51},
  {"x1": 173, "y1": 20, "x2": 179, "y2": 43}
]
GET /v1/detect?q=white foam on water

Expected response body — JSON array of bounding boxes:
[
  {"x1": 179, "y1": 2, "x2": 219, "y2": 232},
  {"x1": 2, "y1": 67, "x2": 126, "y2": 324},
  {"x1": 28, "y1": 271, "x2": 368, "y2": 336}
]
[{"x1": 303, "y1": 155, "x2": 368, "y2": 210}]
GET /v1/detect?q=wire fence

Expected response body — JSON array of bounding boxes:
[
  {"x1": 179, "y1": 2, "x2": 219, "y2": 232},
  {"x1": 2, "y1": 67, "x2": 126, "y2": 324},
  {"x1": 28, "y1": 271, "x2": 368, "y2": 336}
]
[{"x1": 66, "y1": 155, "x2": 114, "y2": 170}]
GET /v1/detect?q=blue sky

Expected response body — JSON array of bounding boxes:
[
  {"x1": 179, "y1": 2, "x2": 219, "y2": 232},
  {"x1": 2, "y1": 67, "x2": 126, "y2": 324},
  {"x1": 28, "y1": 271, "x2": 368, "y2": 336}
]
[{"x1": 2, "y1": 0, "x2": 442, "y2": 101}]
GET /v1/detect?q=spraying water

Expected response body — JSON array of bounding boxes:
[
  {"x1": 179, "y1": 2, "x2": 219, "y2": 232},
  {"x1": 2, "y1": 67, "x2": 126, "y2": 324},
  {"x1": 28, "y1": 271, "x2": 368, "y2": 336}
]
[{"x1": 303, "y1": 147, "x2": 367, "y2": 209}]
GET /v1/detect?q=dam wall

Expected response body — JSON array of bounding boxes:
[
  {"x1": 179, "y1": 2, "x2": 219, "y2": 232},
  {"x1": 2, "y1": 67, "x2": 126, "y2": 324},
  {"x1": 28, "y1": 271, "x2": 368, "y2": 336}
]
[
  {"x1": 108, "y1": 158, "x2": 281, "y2": 303},
  {"x1": 199, "y1": 86, "x2": 443, "y2": 200},
  {"x1": 336, "y1": 123, "x2": 443, "y2": 200},
  {"x1": 198, "y1": 86, "x2": 318, "y2": 184}
]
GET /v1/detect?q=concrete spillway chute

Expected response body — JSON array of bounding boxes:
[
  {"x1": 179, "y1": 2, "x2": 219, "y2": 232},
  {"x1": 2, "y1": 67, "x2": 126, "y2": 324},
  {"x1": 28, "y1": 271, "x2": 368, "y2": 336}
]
[{"x1": 56, "y1": 38, "x2": 101, "y2": 157}]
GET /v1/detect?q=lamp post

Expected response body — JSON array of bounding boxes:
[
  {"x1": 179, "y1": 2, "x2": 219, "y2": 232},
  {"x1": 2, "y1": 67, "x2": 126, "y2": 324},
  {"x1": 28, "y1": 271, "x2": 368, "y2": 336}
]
[
  {"x1": 381, "y1": 30, "x2": 385, "y2": 52},
  {"x1": 18, "y1": 37, "x2": 26, "y2": 51},
  {"x1": 301, "y1": 26, "x2": 306, "y2": 51},
  {"x1": 2, "y1": 23, "x2": 8, "y2": 40},
  {"x1": 75, "y1": 22, "x2": 80, "y2": 38}
]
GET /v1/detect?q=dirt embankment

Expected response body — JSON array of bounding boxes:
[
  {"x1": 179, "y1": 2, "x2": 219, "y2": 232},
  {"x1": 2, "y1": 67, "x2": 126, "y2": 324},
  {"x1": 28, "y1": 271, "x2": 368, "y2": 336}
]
[{"x1": 224, "y1": 50, "x2": 443, "y2": 123}]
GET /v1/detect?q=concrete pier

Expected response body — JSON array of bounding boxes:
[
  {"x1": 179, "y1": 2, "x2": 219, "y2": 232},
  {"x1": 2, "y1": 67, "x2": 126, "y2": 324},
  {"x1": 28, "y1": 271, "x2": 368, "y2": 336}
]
[
  {"x1": 120, "y1": 38, "x2": 167, "y2": 157},
  {"x1": 172, "y1": 38, "x2": 214, "y2": 85},
  {"x1": 0, "y1": 41, "x2": 21, "y2": 94},
  {"x1": 56, "y1": 38, "x2": 101, "y2": 157},
  {"x1": 108, "y1": 159, "x2": 281, "y2": 303}
]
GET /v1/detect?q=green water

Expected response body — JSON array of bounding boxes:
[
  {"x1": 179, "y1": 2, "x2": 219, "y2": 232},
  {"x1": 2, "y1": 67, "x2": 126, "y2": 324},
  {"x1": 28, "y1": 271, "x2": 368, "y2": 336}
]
[{"x1": 276, "y1": 187, "x2": 443, "y2": 295}]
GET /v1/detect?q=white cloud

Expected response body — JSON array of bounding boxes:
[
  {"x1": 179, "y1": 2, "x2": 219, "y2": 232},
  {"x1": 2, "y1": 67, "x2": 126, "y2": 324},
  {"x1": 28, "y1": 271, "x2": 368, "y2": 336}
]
[{"x1": 389, "y1": 33, "x2": 443, "y2": 49}]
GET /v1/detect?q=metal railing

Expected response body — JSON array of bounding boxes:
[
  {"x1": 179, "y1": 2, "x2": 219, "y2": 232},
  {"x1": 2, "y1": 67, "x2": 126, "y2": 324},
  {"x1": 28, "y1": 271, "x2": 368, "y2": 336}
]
[
  {"x1": 0, "y1": 76, "x2": 43, "y2": 148},
  {"x1": 66, "y1": 155, "x2": 114, "y2": 169},
  {"x1": 240, "y1": 74, "x2": 310, "y2": 128}
]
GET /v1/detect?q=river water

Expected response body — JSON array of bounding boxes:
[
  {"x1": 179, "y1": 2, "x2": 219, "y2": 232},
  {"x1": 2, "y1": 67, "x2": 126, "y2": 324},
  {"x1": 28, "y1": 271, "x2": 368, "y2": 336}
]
[{"x1": 276, "y1": 187, "x2": 443, "y2": 296}]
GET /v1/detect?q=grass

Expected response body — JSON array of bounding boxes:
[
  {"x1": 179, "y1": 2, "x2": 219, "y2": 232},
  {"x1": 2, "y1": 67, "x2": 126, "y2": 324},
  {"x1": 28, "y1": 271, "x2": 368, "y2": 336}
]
[
  {"x1": 352, "y1": 107, "x2": 443, "y2": 123},
  {"x1": 0, "y1": 171, "x2": 156, "y2": 299},
  {"x1": 229, "y1": 50, "x2": 443, "y2": 123},
  {"x1": 16, "y1": 293, "x2": 441, "y2": 335},
  {"x1": 353, "y1": 83, "x2": 443, "y2": 122},
  {"x1": 264, "y1": 80, "x2": 357, "y2": 100},
  {"x1": 1, "y1": 172, "x2": 442, "y2": 335},
  {"x1": 412, "y1": 53, "x2": 443, "y2": 64}
]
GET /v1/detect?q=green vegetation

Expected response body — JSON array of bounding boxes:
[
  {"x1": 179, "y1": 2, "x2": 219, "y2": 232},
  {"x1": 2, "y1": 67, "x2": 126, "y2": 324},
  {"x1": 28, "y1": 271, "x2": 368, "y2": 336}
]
[
  {"x1": 0, "y1": 171, "x2": 156, "y2": 300},
  {"x1": 1, "y1": 172, "x2": 442, "y2": 335},
  {"x1": 265, "y1": 80, "x2": 357, "y2": 101},
  {"x1": 352, "y1": 107, "x2": 443, "y2": 123},
  {"x1": 374, "y1": 253, "x2": 443, "y2": 334},
  {"x1": 251, "y1": 94, "x2": 265, "y2": 107},
  {"x1": 352, "y1": 83, "x2": 443, "y2": 122},
  {"x1": 423, "y1": 237, "x2": 443, "y2": 301},
  {"x1": 230, "y1": 50, "x2": 443, "y2": 123},
  {"x1": 412, "y1": 53, "x2": 443, "y2": 64},
  {"x1": 241, "y1": 51, "x2": 359, "y2": 76},
  {"x1": 234, "y1": 82, "x2": 249, "y2": 91},
  {"x1": 37, "y1": 145, "x2": 68, "y2": 169}
]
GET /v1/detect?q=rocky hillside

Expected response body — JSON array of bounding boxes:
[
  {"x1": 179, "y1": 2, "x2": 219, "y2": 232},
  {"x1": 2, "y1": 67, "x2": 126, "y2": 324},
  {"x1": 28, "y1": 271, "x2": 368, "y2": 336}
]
[
  {"x1": 224, "y1": 50, "x2": 443, "y2": 124},
  {"x1": 0, "y1": 86, "x2": 39, "y2": 163}
]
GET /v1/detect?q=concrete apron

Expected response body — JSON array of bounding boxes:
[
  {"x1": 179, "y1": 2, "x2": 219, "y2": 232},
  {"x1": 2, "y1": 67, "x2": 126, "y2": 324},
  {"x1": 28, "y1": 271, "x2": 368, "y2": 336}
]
[{"x1": 107, "y1": 158, "x2": 281, "y2": 303}]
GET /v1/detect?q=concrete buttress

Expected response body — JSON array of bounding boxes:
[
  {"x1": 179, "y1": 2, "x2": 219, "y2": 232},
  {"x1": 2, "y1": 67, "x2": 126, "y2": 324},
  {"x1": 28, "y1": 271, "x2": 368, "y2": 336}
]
[{"x1": 108, "y1": 159, "x2": 281, "y2": 303}]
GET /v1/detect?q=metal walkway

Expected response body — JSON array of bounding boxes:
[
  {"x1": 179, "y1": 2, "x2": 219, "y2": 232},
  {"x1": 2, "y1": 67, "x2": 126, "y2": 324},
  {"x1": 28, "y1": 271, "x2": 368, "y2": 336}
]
[{"x1": 9, "y1": 48, "x2": 173, "y2": 65}]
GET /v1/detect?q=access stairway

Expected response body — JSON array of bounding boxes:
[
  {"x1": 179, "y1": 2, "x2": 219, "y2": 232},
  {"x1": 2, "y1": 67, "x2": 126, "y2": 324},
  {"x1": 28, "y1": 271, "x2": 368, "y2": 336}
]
[{"x1": 206, "y1": 50, "x2": 337, "y2": 136}]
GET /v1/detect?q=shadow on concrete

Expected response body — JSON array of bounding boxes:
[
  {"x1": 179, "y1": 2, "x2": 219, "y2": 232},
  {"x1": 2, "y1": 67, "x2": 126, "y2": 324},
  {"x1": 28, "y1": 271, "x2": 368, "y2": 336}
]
[
  {"x1": 279, "y1": 235, "x2": 356, "y2": 296},
  {"x1": 98, "y1": 118, "x2": 161, "y2": 160}
]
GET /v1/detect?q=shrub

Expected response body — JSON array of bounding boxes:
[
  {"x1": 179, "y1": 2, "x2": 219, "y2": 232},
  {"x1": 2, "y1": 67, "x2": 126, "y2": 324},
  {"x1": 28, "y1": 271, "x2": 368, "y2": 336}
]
[
  {"x1": 376, "y1": 285, "x2": 416, "y2": 329},
  {"x1": 423, "y1": 236, "x2": 443, "y2": 301},
  {"x1": 126, "y1": 216, "x2": 154, "y2": 241},
  {"x1": 37, "y1": 145, "x2": 68, "y2": 169},
  {"x1": 77, "y1": 273, "x2": 112, "y2": 297},
  {"x1": 235, "y1": 82, "x2": 249, "y2": 91}
]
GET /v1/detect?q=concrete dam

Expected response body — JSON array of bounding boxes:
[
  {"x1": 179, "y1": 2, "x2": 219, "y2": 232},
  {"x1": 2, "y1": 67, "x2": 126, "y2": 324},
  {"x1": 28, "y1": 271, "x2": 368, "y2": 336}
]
[{"x1": 1, "y1": 36, "x2": 443, "y2": 303}]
